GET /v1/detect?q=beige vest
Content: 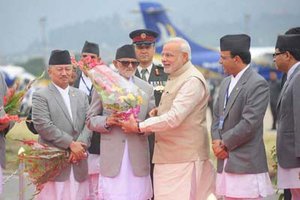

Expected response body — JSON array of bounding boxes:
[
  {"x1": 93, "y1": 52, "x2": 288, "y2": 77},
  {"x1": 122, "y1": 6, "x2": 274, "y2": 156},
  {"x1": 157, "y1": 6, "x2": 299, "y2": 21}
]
[{"x1": 153, "y1": 61, "x2": 210, "y2": 164}]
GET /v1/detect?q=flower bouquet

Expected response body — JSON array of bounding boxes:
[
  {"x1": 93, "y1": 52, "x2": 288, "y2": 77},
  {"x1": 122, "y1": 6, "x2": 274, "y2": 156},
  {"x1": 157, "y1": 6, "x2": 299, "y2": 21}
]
[
  {"x1": 0, "y1": 72, "x2": 45, "y2": 123},
  {"x1": 18, "y1": 140, "x2": 70, "y2": 196},
  {"x1": 91, "y1": 65, "x2": 144, "y2": 120},
  {"x1": 72, "y1": 57, "x2": 144, "y2": 120},
  {"x1": 71, "y1": 54, "x2": 104, "y2": 72}
]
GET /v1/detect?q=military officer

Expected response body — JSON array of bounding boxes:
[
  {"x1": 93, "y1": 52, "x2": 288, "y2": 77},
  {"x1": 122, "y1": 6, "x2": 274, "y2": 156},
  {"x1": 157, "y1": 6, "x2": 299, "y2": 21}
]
[
  {"x1": 129, "y1": 29, "x2": 168, "y2": 195},
  {"x1": 130, "y1": 29, "x2": 168, "y2": 107}
]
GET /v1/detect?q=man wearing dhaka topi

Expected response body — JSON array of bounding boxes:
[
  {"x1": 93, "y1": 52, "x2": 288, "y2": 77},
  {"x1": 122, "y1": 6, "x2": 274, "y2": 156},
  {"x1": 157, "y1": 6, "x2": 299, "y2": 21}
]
[
  {"x1": 32, "y1": 50, "x2": 92, "y2": 200},
  {"x1": 86, "y1": 44, "x2": 155, "y2": 200}
]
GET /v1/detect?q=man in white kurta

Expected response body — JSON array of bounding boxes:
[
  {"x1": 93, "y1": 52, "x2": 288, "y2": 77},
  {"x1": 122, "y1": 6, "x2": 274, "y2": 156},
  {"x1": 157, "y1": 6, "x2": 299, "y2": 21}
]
[
  {"x1": 121, "y1": 37, "x2": 216, "y2": 200},
  {"x1": 274, "y1": 33, "x2": 300, "y2": 200},
  {"x1": 32, "y1": 50, "x2": 91, "y2": 200},
  {"x1": 211, "y1": 34, "x2": 274, "y2": 200},
  {"x1": 86, "y1": 44, "x2": 154, "y2": 200}
]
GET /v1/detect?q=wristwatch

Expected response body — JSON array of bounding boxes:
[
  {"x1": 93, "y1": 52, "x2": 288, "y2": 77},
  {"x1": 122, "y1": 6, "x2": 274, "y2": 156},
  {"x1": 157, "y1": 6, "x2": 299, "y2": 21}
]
[{"x1": 104, "y1": 123, "x2": 110, "y2": 130}]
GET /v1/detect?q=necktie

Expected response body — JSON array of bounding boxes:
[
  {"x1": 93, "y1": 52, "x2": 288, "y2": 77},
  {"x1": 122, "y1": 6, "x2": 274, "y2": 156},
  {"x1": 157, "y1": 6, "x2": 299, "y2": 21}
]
[{"x1": 141, "y1": 69, "x2": 148, "y2": 81}]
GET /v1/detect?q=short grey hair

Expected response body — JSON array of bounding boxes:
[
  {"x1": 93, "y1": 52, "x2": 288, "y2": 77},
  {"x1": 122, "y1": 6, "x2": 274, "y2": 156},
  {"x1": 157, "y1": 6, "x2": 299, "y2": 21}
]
[{"x1": 165, "y1": 37, "x2": 192, "y2": 60}]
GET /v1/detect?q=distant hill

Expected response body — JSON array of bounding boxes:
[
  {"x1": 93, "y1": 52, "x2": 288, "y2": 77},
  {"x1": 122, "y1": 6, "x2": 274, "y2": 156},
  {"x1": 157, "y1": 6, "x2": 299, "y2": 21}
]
[
  {"x1": 21, "y1": 14, "x2": 141, "y2": 63},
  {"x1": 19, "y1": 12, "x2": 299, "y2": 64}
]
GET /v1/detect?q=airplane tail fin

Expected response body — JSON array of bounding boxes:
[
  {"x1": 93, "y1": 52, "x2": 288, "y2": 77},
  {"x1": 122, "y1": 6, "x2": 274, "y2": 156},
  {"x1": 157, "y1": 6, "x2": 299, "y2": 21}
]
[
  {"x1": 139, "y1": 2, "x2": 214, "y2": 53},
  {"x1": 139, "y1": 2, "x2": 275, "y2": 79}
]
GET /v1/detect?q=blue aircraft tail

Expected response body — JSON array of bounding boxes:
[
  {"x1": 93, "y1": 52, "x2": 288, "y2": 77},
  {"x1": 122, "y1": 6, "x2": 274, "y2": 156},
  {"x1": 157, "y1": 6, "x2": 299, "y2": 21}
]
[{"x1": 139, "y1": 2, "x2": 222, "y2": 73}]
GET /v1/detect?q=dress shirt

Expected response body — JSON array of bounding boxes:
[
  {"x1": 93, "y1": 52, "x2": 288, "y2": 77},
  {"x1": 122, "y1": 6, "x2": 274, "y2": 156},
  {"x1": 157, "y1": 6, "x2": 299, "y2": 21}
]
[
  {"x1": 79, "y1": 73, "x2": 93, "y2": 96},
  {"x1": 287, "y1": 61, "x2": 300, "y2": 81},
  {"x1": 228, "y1": 64, "x2": 250, "y2": 96},
  {"x1": 53, "y1": 83, "x2": 73, "y2": 121},
  {"x1": 137, "y1": 64, "x2": 153, "y2": 82}
]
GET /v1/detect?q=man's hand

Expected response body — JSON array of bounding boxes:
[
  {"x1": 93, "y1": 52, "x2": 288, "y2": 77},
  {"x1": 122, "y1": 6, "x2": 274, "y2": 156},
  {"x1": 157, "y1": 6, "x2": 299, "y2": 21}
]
[
  {"x1": 68, "y1": 151, "x2": 87, "y2": 164},
  {"x1": 69, "y1": 141, "x2": 87, "y2": 160},
  {"x1": 68, "y1": 152, "x2": 78, "y2": 164},
  {"x1": 149, "y1": 108, "x2": 158, "y2": 117},
  {"x1": 212, "y1": 139, "x2": 228, "y2": 159},
  {"x1": 0, "y1": 121, "x2": 9, "y2": 132},
  {"x1": 106, "y1": 113, "x2": 122, "y2": 127},
  {"x1": 120, "y1": 114, "x2": 139, "y2": 133}
]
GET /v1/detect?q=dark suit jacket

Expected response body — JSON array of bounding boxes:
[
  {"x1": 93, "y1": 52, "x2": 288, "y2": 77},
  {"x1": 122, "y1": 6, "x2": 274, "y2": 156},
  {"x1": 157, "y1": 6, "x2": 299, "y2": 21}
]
[
  {"x1": 135, "y1": 64, "x2": 168, "y2": 107},
  {"x1": 276, "y1": 63, "x2": 300, "y2": 168},
  {"x1": 212, "y1": 67, "x2": 270, "y2": 174}
]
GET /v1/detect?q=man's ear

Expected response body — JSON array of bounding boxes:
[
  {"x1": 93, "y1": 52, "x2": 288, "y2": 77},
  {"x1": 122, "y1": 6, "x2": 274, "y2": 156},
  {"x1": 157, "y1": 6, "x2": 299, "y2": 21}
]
[
  {"x1": 112, "y1": 60, "x2": 119, "y2": 69},
  {"x1": 183, "y1": 52, "x2": 189, "y2": 61},
  {"x1": 234, "y1": 55, "x2": 242, "y2": 63},
  {"x1": 286, "y1": 51, "x2": 292, "y2": 60},
  {"x1": 47, "y1": 67, "x2": 51, "y2": 76}
]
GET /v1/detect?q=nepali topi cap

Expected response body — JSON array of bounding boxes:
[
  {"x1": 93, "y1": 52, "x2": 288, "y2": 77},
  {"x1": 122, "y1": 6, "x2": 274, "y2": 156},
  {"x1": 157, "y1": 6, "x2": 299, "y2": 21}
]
[{"x1": 220, "y1": 34, "x2": 251, "y2": 52}]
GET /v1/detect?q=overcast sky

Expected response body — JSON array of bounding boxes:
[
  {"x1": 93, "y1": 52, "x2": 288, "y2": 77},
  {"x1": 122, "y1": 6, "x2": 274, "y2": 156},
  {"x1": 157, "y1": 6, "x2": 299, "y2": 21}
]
[{"x1": 0, "y1": 0, "x2": 299, "y2": 57}]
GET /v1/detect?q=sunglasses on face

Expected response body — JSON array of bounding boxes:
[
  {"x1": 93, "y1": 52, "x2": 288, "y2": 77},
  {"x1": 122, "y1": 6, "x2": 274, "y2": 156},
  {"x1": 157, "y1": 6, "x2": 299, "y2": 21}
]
[{"x1": 117, "y1": 60, "x2": 140, "y2": 67}]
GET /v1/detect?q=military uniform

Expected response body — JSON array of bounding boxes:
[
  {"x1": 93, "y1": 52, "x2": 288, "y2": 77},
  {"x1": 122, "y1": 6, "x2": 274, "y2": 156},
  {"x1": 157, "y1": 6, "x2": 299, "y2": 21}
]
[
  {"x1": 135, "y1": 64, "x2": 167, "y2": 106},
  {"x1": 130, "y1": 29, "x2": 168, "y2": 194}
]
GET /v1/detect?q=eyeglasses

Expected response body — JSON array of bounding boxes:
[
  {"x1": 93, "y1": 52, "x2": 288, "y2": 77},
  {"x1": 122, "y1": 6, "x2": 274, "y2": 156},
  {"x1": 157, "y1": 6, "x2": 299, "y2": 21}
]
[
  {"x1": 117, "y1": 60, "x2": 140, "y2": 67},
  {"x1": 273, "y1": 52, "x2": 286, "y2": 58}
]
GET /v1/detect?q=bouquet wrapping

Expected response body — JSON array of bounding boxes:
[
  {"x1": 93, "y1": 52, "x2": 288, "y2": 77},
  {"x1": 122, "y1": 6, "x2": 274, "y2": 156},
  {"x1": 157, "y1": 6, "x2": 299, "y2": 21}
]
[
  {"x1": 89, "y1": 65, "x2": 144, "y2": 119},
  {"x1": 72, "y1": 56, "x2": 144, "y2": 120},
  {"x1": 18, "y1": 140, "x2": 70, "y2": 196}
]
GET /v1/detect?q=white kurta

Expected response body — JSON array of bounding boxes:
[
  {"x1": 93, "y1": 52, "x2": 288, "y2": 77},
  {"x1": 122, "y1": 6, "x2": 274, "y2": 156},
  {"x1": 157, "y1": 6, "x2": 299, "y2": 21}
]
[
  {"x1": 216, "y1": 160, "x2": 274, "y2": 198},
  {"x1": 154, "y1": 159, "x2": 216, "y2": 200},
  {"x1": 79, "y1": 73, "x2": 93, "y2": 96},
  {"x1": 36, "y1": 168, "x2": 89, "y2": 200},
  {"x1": 139, "y1": 77, "x2": 216, "y2": 199},
  {"x1": 87, "y1": 154, "x2": 100, "y2": 199},
  {"x1": 36, "y1": 84, "x2": 90, "y2": 199},
  {"x1": 99, "y1": 140, "x2": 153, "y2": 200},
  {"x1": 216, "y1": 66, "x2": 274, "y2": 198},
  {"x1": 278, "y1": 164, "x2": 300, "y2": 189}
]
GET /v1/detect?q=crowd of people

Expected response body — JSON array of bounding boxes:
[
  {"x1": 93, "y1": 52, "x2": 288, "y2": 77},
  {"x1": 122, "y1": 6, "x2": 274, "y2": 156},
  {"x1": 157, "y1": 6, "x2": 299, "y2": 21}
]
[{"x1": 0, "y1": 27, "x2": 300, "y2": 200}]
